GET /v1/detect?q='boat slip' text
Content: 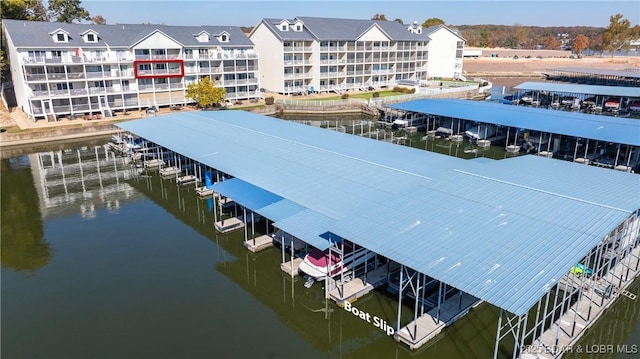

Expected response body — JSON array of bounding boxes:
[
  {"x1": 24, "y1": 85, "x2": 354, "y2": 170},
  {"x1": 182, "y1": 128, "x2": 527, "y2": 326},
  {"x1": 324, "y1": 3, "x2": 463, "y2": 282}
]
[{"x1": 344, "y1": 301, "x2": 395, "y2": 336}]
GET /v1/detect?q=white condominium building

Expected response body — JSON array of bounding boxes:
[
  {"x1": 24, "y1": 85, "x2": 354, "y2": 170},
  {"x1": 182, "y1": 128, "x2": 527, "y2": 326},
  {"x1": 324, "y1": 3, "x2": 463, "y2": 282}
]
[
  {"x1": 2, "y1": 19, "x2": 259, "y2": 121},
  {"x1": 249, "y1": 16, "x2": 465, "y2": 95}
]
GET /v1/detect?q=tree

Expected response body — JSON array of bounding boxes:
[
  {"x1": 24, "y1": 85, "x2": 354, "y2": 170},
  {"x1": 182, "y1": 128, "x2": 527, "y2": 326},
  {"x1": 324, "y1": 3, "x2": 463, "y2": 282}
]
[
  {"x1": 421, "y1": 18, "x2": 445, "y2": 28},
  {"x1": 1, "y1": 0, "x2": 29, "y2": 19},
  {"x1": 543, "y1": 35, "x2": 561, "y2": 50},
  {"x1": 371, "y1": 14, "x2": 387, "y2": 21},
  {"x1": 602, "y1": 13, "x2": 640, "y2": 56},
  {"x1": 393, "y1": 18, "x2": 403, "y2": 24},
  {"x1": 186, "y1": 77, "x2": 226, "y2": 109},
  {"x1": 0, "y1": 0, "x2": 48, "y2": 20},
  {"x1": 47, "y1": 0, "x2": 90, "y2": 23},
  {"x1": 572, "y1": 34, "x2": 589, "y2": 55},
  {"x1": 25, "y1": 0, "x2": 48, "y2": 21},
  {"x1": 91, "y1": 15, "x2": 107, "y2": 25}
]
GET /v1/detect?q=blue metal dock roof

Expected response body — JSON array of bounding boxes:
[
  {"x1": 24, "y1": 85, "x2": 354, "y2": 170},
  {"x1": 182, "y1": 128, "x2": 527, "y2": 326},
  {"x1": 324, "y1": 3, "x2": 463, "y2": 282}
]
[
  {"x1": 117, "y1": 110, "x2": 640, "y2": 316},
  {"x1": 390, "y1": 99, "x2": 640, "y2": 146},
  {"x1": 514, "y1": 82, "x2": 640, "y2": 98},
  {"x1": 548, "y1": 67, "x2": 640, "y2": 79}
]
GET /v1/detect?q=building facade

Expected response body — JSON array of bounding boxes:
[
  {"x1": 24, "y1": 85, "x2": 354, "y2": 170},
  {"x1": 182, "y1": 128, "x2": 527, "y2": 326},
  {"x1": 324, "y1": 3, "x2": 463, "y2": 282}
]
[
  {"x1": 2, "y1": 20, "x2": 259, "y2": 121},
  {"x1": 249, "y1": 17, "x2": 465, "y2": 95}
]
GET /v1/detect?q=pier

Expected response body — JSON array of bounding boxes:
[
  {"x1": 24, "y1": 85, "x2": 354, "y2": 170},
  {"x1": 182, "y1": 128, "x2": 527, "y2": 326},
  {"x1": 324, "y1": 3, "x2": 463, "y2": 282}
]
[
  {"x1": 395, "y1": 292, "x2": 481, "y2": 350},
  {"x1": 116, "y1": 108, "x2": 640, "y2": 358}
]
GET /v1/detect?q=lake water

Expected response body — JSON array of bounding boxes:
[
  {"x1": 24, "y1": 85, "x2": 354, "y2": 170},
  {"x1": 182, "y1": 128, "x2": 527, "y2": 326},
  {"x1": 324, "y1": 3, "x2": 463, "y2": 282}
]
[{"x1": 2, "y1": 118, "x2": 638, "y2": 359}]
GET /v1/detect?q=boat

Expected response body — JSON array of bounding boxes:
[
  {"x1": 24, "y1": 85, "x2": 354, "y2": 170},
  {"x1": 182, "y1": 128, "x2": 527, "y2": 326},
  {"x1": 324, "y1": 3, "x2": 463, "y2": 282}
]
[
  {"x1": 604, "y1": 97, "x2": 621, "y2": 111},
  {"x1": 298, "y1": 240, "x2": 375, "y2": 282},
  {"x1": 435, "y1": 118, "x2": 463, "y2": 138},
  {"x1": 465, "y1": 124, "x2": 497, "y2": 141},
  {"x1": 628, "y1": 100, "x2": 640, "y2": 112}
]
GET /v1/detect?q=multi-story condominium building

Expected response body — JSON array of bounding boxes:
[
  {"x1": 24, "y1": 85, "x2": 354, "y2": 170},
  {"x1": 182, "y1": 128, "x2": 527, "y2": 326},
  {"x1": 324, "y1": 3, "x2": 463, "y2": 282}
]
[
  {"x1": 2, "y1": 19, "x2": 259, "y2": 121},
  {"x1": 249, "y1": 16, "x2": 465, "y2": 95}
]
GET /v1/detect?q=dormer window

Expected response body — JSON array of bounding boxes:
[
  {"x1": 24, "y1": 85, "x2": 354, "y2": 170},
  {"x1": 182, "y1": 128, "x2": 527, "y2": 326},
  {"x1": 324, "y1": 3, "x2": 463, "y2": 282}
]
[
  {"x1": 195, "y1": 32, "x2": 210, "y2": 43},
  {"x1": 50, "y1": 28, "x2": 70, "y2": 42},
  {"x1": 80, "y1": 30, "x2": 99, "y2": 43},
  {"x1": 216, "y1": 32, "x2": 229, "y2": 43},
  {"x1": 281, "y1": 23, "x2": 289, "y2": 31},
  {"x1": 293, "y1": 21, "x2": 303, "y2": 32}
]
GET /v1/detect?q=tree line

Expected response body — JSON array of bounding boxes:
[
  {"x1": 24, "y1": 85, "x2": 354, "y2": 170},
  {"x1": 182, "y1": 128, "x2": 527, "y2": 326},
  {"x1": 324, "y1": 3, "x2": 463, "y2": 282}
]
[{"x1": 371, "y1": 14, "x2": 639, "y2": 56}]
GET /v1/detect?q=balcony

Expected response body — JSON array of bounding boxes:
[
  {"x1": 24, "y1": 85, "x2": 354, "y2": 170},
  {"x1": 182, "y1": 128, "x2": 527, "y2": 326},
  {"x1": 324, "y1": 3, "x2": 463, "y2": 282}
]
[
  {"x1": 86, "y1": 72, "x2": 107, "y2": 78},
  {"x1": 26, "y1": 74, "x2": 47, "y2": 81}
]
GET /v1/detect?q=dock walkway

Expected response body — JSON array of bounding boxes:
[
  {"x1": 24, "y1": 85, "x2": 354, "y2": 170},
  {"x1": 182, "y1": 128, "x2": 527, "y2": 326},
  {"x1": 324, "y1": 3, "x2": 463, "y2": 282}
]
[
  {"x1": 395, "y1": 292, "x2": 481, "y2": 350},
  {"x1": 532, "y1": 245, "x2": 640, "y2": 357}
]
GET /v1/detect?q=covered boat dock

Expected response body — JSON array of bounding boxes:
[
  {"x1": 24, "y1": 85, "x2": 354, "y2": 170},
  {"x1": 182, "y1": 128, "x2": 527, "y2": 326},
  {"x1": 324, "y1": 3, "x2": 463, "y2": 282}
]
[
  {"x1": 116, "y1": 110, "x2": 640, "y2": 358},
  {"x1": 543, "y1": 67, "x2": 640, "y2": 87},
  {"x1": 391, "y1": 99, "x2": 640, "y2": 172}
]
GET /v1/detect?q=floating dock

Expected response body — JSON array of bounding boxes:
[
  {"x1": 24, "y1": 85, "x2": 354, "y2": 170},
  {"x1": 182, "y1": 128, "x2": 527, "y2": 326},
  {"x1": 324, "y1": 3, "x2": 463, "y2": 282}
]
[
  {"x1": 215, "y1": 217, "x2": 245, "y2": 233},
  {"x1": 244, "y1": 234, "x2": 274, "y2": 253},
  {"x1": 395, "y1": 292, "x2": 481, "y2": 350},
  {"x1": 281, "y1": 257, "x2": 303, "y2": 277},
  {"x1": 176, "y1": 174, "x2": 199, "y2": 186},
  {"x1": 143, "y1": 159, "x2": 165, "y2": 169},
  {"x1": 160, "y1": 166, "x2": 182, "y2": 178},
  {"x1": 329, "y1": 264, "x2": 390, "y2": 306}
]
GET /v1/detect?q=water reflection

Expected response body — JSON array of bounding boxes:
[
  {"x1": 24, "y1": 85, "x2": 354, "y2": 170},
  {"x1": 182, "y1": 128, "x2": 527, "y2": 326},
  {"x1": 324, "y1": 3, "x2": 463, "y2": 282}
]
[
  {"x1": 1, "y1": 156, "x2": 48, "y2": 271},
  {"x1": 1, "y1": 137, "x2": 144, "y2": 272},
  {"x1": 2, "y1": 131, "x2": 638, "y2": 358}
]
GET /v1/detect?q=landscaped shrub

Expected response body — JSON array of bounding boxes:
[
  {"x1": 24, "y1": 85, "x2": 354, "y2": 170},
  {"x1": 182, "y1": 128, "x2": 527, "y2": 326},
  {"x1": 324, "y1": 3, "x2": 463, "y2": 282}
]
[
  {"x1": 341, "y1": 93, "x2": 350, "y2": 99},
  {"x1": 372, "y1": 92, "x2": 380, "y2": 98},
  {"x1": 265, "y1": 96, "x2": 274, "y2": 105},
  {"x1": 392, "y1": 86, "x2": 415, "y2": 94}
]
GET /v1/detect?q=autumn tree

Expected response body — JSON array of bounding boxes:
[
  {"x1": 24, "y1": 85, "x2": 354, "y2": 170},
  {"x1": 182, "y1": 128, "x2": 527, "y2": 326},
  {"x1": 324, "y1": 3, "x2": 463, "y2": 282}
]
[
  {"x1": 371, "y1": 14, "x2": 387, "y2": 21},
  {"x1": 186, "y1": 77, "x2": 226, "y2": 109},
  {"x1": 47, "y1": 0, "x2": 90, "y2": 23},
  {"x1": 422, "y1": 17, "x2": 445, "y2": 28},
  {"x1": 543, "y1": 35, "x2": 561, "y2": 50},
  {"x1": 91, "y1": 15, "x2": 107, "y2": 25},
  {"x1": 572, "y1": 34, "x2": 589, "y2": 55},
  {"x1": 602, "y1": 13, "x2": 640, "y2": 56}
]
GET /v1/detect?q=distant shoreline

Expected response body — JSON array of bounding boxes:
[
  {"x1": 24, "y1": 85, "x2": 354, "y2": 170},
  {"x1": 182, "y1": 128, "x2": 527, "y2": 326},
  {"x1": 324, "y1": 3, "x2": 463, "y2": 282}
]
[{"x1": 463, "y1": 49, "x2": 640, "y2": 77}]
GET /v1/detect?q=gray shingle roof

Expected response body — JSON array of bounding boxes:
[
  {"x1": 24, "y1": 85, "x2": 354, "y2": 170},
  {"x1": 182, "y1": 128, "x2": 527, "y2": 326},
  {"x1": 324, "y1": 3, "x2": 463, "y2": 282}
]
[
  {"x1": 257, "y1": 16, "x2": 435, "y2": 41},
  {"x1": 1, "y1": 19, "x2": 254, "y2": 48}
]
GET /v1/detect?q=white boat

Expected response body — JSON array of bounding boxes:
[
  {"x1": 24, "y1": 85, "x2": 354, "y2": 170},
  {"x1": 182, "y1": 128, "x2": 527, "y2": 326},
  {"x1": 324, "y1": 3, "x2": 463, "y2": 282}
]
[
  {"x1": 298, "y1": 241, "x2": 375, "y2": 281},
  {"x1": 465, "y1": 124, "x2": 497, "y2": 141}
]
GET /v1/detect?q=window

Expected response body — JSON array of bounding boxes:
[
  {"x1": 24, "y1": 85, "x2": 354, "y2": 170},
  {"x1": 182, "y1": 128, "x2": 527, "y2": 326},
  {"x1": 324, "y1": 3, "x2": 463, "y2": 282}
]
[
  {"x1": 295, "y1": 24, "x2": 302, "y2": 31},
  {"x1": 281, "y1": 23, "x2": 288, "y2": 31},
  {"x1": 56, "y1": 33, "x2": 66, "y2": 42},
  {"x1": 220, "y1": 34, "x2": 228, "y2": 42},
  {"x1": 138, "y1": 64, "x2": 151, "y2": 71},
  {"x1": 86, "y1": 34, "x2": 96, "y2": 42}
]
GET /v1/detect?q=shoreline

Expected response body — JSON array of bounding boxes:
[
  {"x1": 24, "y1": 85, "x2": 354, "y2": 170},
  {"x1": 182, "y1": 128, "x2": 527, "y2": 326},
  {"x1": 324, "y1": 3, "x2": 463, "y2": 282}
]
[{"x1": 2, "y1": 52, "x2": 638, "y2": 148}]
